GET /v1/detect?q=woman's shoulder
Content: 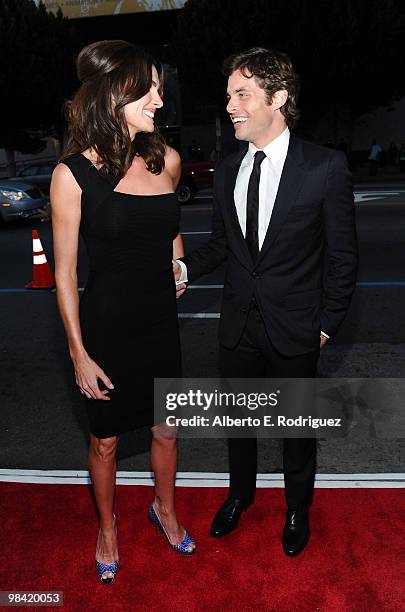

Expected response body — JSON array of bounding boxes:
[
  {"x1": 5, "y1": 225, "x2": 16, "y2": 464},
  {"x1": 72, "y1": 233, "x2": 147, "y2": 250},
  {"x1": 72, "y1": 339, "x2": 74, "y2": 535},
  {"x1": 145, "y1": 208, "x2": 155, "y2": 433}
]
[
  {"x1": 164, "y1": 146, "x2": 181, "y2": 177},
  {"x1": 164, "y1": 145, "x2": 181, "y2": 165},
  {"x1": 53, "y1": 151, "x2": 94, "y2": 191},
  {"x1": 52, "y1": 160, "x2": 76, "y2": 182},
  {"x1": 50, "y1": 162, "x2": 83, "y2": 202}
]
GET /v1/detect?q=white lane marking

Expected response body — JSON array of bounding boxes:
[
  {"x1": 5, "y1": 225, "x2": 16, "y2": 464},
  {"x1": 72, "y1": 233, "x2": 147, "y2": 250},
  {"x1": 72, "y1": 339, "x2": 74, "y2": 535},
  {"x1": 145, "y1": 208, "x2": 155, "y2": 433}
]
[
  {"x1": 75, "y1": 286, "x2": 222, "y2": 291},
  {"x1": 53, "y1": 296, "x2": 214, "y2": 317},
  {"x1": 0, "y1": 469, "x2": 403, "y2": 488},
  {"x1": 184, "y1": 193, "x2": 405, "y2": 206},
  {"x1": 178, "y1": 313, "x2": 220, "y2": 318},
  {"x1": 188, "y1": 285, "x2": 224, "y2": 289},
  {"x1": 354, "y1": 191, "x2": 400, "y2": 203}
]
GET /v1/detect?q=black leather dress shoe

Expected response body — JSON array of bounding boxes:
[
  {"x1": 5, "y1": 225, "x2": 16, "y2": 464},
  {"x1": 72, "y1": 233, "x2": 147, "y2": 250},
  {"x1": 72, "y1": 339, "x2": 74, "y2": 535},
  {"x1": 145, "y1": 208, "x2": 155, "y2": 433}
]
[
  {"x1": 210, "y1": 496, "x2": 252, "y2": 538},
  {"x1": 282, "y1": 508, "x2": 310, "y2": 556}
]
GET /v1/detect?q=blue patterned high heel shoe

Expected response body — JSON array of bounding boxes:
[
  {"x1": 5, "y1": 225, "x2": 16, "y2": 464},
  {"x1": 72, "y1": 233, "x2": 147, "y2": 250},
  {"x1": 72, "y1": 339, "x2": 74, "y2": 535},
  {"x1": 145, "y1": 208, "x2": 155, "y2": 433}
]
[
  {"x1": 95, "y1": 515, "x2": 119, "y2": 584},
  {"x1": 148, "y1": 503, "x2": 196, "y2": 556},
  {"x1": 96, "y1": 559, "x2": 119, "y2": 584}
]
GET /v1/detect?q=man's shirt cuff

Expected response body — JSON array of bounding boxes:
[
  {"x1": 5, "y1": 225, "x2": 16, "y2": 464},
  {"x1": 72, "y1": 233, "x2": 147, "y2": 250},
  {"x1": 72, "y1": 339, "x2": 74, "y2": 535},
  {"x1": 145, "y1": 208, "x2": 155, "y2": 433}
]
[
  {"x1": 176, "y1": 259, "x2": 188, "y2": 284},
  {"x1": 320, "y1": 330, "x2": 330, "y2": 339}
]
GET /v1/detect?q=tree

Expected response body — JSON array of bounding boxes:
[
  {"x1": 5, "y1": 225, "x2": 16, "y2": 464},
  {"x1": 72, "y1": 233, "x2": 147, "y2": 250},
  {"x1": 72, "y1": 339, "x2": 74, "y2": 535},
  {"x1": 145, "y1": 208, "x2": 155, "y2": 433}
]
[
  {"x1": 0, "y1": 0, "x2": 81, "y2": 175},
  {"x1": 173, "y1": 0, "x2": 405, "y2": 140}
]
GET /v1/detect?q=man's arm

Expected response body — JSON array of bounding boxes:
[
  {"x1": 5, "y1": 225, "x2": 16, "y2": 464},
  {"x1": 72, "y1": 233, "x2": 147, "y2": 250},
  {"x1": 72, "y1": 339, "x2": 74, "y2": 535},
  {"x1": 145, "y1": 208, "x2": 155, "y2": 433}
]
[
  {"x1": 321, "y1": 151, "x2": 358, "y2": 338},
  {"x1": 175, "y1": 164, "x2": 228, "y2": 285}
]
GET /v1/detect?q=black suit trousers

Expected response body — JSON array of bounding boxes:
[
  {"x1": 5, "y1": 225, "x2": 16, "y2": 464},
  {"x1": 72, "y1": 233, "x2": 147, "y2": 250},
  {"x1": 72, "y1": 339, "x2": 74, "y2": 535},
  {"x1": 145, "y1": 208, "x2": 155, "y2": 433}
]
[{"x1": 219, "y1": 300, "x2": 320, "y2": 510}]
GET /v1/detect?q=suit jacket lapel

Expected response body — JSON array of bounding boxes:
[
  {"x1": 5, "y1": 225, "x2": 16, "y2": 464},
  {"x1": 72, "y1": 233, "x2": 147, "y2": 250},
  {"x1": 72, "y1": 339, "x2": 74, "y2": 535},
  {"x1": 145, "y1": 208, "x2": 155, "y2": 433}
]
[
  {"x1": 223, "y1": 147, "x2": 253, "y2": 263},
  {"x1": 257, "y1": 134, "x2": 307, "y2": 264}
]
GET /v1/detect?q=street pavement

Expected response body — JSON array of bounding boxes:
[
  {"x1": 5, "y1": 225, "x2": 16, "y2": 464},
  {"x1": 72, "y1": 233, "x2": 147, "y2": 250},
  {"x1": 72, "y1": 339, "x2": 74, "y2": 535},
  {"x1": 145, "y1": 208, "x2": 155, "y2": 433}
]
[{"x1": 0, "y1": 183, "x2": 404, "y2": 474}]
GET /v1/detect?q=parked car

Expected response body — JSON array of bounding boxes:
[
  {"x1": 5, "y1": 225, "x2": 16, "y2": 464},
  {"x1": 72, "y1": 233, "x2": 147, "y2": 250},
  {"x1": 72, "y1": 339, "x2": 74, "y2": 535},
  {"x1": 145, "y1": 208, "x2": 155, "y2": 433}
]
[
  {"x1": 0, "y1": 179, "x2": 49, "y2": 224},
  {"x1": 13, "y1": 161, "x2": 57, "y2": 195},
  {"x1": 177, "y1": 159, "x2": 215, "y2": 204},
  {"x1": 10, "y1": 158, "x2": 215, "y2": 205}
]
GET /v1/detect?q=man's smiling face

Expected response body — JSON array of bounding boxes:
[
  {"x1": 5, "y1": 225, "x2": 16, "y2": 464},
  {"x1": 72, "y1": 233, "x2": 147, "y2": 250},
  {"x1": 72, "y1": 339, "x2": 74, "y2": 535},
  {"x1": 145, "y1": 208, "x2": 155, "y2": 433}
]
[{"x1": 226, "y1": 69, "x2": 286, "y2": 148}]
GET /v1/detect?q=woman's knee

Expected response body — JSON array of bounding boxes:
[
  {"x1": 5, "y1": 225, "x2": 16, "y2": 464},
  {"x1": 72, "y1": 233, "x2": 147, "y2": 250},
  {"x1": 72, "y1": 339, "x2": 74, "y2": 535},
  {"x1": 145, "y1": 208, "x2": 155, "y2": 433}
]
[
  {"x1": 90, "y1": 435, "x2": 118, "y2": 461},
  {"x1": 151, "y1": 423, "x2": 177, "y2": 445}
]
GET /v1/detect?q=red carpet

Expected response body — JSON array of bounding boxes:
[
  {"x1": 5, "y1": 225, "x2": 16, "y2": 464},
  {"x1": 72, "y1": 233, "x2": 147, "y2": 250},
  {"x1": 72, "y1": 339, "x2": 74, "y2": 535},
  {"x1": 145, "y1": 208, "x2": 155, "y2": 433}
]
[{"x1": 1, "y1": 483, "x2": 404, "y2": 611}]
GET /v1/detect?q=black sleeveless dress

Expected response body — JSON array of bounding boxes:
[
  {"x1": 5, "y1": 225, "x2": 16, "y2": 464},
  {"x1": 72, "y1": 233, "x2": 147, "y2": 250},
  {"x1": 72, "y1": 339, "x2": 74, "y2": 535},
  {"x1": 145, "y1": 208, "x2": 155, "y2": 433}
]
[{"x1": 62, "y1": 154, "x2": 181, "y2": 438}]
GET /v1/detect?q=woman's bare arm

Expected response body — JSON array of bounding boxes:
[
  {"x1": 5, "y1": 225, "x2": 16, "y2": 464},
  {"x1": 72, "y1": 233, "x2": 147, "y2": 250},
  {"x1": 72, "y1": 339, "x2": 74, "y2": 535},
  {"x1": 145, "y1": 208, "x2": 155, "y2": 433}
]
[
  {"x1": 173, "y1": 233, "x2": 184, "y2": 260},
  {"x1": 165, "y1": 146, "x2": 187, "y2": 295},
  {"x1": 165, "y1": 147, "x2": 184, "y2": 258},
  {"x1": 51, "y1": 164, "x2": 113, "y2": 400}
]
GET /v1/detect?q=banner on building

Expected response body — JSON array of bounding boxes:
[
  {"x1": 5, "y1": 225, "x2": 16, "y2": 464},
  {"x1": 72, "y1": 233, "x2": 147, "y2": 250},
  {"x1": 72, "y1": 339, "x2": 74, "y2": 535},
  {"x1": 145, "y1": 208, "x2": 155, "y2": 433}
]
[{"x1": 34, "y1": 1, "x2": 185, "y2": 19}]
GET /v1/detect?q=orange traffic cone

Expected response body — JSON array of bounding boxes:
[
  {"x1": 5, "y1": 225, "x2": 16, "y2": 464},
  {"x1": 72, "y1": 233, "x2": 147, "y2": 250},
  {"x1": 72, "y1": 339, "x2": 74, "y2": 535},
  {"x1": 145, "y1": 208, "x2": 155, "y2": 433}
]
[{"x1": 25, "y1": 229, "x2": 55, "y2": 289}]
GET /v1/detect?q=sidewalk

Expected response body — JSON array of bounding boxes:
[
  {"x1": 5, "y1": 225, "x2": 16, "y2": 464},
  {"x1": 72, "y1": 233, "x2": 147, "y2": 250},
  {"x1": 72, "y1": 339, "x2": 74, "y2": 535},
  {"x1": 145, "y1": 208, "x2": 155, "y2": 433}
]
[{"x1": 353, "y1": 164, "x2": 405, "y2": 183}]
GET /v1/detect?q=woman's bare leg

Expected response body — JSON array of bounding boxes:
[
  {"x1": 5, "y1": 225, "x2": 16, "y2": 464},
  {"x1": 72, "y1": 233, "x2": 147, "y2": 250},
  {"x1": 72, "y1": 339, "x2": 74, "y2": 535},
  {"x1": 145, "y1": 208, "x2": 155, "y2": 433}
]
[
  {"x1": 150, "y1": 427, "x2": 195, "y2": 552},
  {"x1": 88, "y1": 434, "x2": 119, "y2": 566}
]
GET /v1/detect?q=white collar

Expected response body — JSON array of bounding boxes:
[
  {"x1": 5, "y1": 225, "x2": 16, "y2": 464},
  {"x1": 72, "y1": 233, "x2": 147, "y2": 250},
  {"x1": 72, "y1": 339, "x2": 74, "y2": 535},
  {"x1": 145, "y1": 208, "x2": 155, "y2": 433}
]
[{"x1": 246, "y1": 127, "x2": 290, "y2": 165}]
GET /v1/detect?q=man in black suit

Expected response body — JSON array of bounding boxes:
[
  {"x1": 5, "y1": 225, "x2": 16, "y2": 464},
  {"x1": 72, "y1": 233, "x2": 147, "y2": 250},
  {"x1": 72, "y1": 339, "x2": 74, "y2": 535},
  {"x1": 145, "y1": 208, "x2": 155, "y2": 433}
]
[{"x1": 174, "y1": 47, "x2": 357, "y2": 556}]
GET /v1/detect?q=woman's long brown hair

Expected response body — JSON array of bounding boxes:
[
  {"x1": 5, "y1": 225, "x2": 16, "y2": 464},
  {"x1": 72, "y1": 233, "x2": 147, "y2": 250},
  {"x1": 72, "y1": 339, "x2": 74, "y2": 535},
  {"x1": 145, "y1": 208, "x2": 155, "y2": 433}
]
[{"x1": 61, "y1": 40, "x2": 166, "y2": 177}]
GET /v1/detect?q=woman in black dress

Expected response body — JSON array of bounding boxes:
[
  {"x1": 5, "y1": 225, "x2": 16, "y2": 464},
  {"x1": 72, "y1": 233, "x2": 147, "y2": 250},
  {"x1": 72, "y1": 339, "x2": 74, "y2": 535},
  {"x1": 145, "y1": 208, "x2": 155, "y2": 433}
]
[{"x1": 51, "y1": 40, "x2": 195, "y2": 583}]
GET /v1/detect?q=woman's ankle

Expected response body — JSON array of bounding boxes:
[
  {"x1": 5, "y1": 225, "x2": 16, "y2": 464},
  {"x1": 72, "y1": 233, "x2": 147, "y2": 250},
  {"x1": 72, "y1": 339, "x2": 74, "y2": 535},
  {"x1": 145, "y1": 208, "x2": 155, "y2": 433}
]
[
  {"x1": 99, "y1": 516, "x2": 116, "y2": 532},
  {"x1": 154, "y1": 498, "x2": 175, "y2": 518}
]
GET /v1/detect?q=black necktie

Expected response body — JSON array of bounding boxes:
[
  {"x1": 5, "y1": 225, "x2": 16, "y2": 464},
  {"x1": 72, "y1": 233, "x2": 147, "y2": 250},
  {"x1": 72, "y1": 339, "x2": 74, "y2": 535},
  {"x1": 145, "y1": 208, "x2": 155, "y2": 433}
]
[{"x1": 246, "y1": 150, "x2": 266, "y2": 262}]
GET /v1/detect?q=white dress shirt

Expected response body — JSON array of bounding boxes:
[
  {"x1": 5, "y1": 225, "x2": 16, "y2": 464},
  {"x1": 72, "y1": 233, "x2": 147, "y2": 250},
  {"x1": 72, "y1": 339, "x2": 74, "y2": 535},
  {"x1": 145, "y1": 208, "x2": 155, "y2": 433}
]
[{"x1": 234, "y1": 127, "x2": 290, "y2": 248}]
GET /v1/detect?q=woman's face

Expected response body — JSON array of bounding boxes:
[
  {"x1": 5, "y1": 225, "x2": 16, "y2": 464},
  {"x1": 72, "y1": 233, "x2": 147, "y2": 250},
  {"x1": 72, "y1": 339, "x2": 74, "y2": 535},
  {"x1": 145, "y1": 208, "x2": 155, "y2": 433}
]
[{"x1": 123, "y1": 65, "x2": 163, "y2": 139}]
